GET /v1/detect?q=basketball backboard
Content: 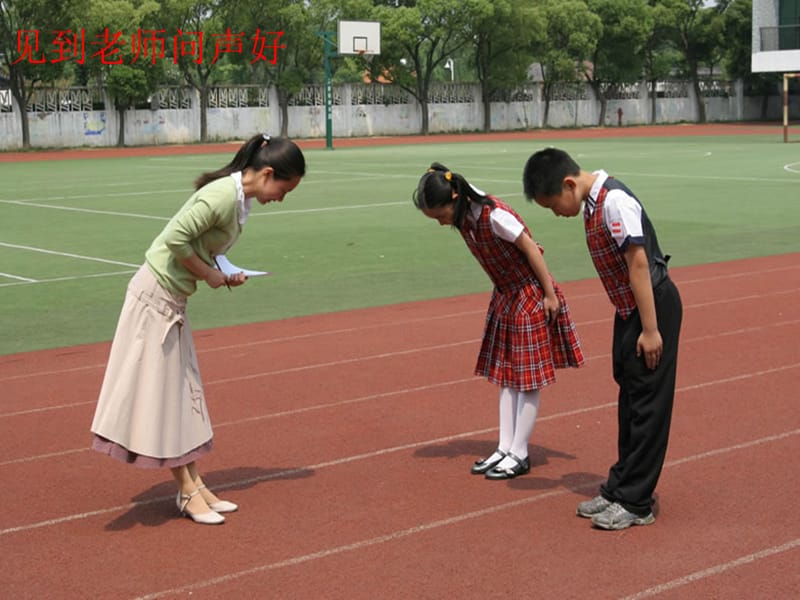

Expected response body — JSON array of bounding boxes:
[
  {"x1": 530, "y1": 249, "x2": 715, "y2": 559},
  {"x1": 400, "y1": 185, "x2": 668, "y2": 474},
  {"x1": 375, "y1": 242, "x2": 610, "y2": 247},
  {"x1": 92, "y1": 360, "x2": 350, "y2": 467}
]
[{"x1": 337, "y1": 20, "x2": 381, "y2": 56}]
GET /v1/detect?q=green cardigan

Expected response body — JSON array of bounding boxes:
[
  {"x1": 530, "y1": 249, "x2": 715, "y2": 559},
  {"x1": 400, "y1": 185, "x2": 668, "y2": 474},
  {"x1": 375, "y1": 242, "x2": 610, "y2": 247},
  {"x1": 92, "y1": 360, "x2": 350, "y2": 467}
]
[{"x1": 145, "y1": 176, "x2": 242, "y2": 296}]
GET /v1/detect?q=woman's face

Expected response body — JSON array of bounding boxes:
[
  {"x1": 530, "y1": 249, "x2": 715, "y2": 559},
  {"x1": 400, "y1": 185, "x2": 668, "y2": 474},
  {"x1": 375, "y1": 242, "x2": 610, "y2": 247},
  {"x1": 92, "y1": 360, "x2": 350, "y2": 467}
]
[{"x1": 256, "y1": 169, "x2": 302, "y2": 204}]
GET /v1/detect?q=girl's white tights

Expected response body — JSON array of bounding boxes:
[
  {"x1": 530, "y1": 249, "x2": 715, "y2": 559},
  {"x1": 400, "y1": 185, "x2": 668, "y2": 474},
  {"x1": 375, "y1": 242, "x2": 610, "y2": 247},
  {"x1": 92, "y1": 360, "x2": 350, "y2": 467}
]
[{"x1": 488, "y1": 387, "x2": 541, "y2": 470}]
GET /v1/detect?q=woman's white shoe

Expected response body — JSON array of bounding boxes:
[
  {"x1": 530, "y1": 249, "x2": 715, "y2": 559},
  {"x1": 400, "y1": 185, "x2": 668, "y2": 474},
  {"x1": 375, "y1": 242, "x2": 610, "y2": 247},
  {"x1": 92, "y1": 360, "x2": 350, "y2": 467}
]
[
  {"x1": 197, "y1": 484, "x2": 238, "y2": 513},
  {"x1": 176, "y1": 490, "x2": 225, "y2": 525},
  {"x1": 208, "y1": 499, "x2": 238, "y2": 513}
]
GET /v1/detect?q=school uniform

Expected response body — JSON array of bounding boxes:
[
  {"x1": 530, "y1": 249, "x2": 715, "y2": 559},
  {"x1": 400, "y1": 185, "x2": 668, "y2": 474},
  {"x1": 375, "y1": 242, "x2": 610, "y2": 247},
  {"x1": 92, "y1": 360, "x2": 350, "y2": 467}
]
[
  {"x1": 461, "y1": 198, "x2": 584, "y2": 392},
  {"x1": 584, "y1": 171, "x2": 683, "y2": 515},
  {"x1": 91, "y1": 173, "x2": 250, "y2": 467}
]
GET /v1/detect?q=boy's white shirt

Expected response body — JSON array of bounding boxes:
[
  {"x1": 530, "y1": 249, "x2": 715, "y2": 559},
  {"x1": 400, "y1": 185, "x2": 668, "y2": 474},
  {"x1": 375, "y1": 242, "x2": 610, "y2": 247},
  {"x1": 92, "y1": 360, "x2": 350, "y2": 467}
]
[{"x1": 588, "y1": 170, "x2": 644, "y2": 248}]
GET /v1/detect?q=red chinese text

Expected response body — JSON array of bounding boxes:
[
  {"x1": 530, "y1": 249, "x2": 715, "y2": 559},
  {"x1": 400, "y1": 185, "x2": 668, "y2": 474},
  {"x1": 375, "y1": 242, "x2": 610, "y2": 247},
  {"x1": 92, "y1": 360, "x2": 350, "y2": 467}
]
[{"x1": 12, "y1": 29, "x2": 286, "y2": 66}]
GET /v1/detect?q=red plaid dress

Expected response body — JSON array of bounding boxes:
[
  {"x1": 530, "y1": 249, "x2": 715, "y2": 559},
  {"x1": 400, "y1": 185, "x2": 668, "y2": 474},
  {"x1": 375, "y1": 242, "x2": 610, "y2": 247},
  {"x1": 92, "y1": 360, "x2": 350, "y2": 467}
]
[{"x1": 462, "y1": 199, "x2": 584, "y2": 391}]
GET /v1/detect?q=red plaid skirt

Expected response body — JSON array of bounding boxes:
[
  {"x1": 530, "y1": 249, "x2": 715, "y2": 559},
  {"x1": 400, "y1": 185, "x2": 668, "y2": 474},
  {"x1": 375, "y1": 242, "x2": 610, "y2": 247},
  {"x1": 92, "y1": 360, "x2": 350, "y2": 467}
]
[{"x1": 475, "y1": 281, "x2": 584, "y2": 391}]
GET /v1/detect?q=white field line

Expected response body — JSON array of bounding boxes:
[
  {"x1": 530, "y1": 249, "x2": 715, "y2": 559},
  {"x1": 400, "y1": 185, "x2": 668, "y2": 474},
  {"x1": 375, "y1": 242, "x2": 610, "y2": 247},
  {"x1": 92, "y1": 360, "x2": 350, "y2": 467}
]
[
  {"x1": 0, "y1": 196, "x2": 408, "y2": 221},
  {"x1": 0, "y1": 199, "x2": 172, "y2": 220},
  {"x1": 0, "y1": 241, "x2": 139, "y2": 287},
  {"x1": 0, "y1": 271, "x2": 37, "y2": 282},
  {"x1": 0, "y1": 230, "x2": 794, "y2": 290},
  {"x1": 0, "y1": 242, "x2": 140, "y2": 267},
  {"x1": 0, "y1": 270, "x2": 137, "y2": 288}
]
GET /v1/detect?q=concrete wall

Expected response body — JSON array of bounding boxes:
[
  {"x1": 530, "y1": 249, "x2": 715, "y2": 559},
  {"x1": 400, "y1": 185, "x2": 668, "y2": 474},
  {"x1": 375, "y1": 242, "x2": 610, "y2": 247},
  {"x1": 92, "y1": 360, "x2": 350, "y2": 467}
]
[{"x1": 0, "y1": 80, "x2": 792, "y2": 151}]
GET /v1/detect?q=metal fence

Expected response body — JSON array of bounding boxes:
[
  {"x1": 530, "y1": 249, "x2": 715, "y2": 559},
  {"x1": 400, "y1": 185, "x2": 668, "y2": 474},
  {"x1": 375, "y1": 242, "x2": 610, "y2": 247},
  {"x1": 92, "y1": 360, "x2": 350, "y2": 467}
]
[{"x1": 0, "y1": 78, "x2": 773, "y2": 116}]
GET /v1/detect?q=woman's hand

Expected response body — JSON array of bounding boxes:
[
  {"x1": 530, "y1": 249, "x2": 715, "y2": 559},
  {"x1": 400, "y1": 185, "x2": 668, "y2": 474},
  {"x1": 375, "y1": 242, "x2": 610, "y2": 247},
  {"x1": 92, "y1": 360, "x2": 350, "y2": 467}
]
[
  {"x1": 226, "y1": 271, "x2": 247, "y2": 287},
  {"x1": 204, "y1": 269, "x2": 229, "y2": 289}
]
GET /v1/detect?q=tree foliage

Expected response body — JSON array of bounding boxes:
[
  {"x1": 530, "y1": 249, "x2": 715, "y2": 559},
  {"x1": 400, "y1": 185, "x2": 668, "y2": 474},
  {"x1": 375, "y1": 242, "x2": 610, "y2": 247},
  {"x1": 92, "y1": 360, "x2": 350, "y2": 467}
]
[
  {"x1": 0, "y1": 0, "x2": 86, "y2": 146},
  {"x1": 0, "y1": 0, "x2": 781, "y2": 141}
]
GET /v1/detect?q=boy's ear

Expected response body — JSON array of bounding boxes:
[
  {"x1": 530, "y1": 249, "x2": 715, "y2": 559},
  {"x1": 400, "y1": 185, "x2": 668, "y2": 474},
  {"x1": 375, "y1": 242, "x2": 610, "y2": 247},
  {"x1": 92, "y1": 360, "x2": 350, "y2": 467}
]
[{"x1": 563, "y1": 176, "x2": 578, "y2": 192}]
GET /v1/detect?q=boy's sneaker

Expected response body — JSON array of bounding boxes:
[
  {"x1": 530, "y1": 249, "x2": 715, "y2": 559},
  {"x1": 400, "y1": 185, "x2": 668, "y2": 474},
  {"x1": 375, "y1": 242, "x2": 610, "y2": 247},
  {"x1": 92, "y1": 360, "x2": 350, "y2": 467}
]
[
  {"x1": 590, "y1": 502, "x2": 655, "y2": 530},
  {"x1": 576, "y1": 495, "x2": 612, "y2": 518}
]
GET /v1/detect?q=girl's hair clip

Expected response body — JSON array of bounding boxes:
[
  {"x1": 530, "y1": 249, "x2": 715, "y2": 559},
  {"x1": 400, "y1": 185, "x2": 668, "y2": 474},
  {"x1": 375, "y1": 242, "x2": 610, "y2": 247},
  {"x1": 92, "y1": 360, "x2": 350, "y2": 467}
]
[
  {"x1": 444, "y1": 171, "x2": 452, "y2": 181},
  {"x1": 262, "y1": 133, "x2": 271, "y2": 144}
]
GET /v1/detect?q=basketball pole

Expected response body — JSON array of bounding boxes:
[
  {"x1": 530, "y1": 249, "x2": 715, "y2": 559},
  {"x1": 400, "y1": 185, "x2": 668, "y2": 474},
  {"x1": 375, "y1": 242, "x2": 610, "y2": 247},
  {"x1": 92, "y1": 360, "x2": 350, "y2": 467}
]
[
  {"x1": 783, "y1": 73, "x2": 799, "y2": 144},
  {"x1": 318, "y1": 30, "x2": 336, "y2": 150},
  {"x1": 784, "y1": 73, "x2": 789, "y2": 143}
]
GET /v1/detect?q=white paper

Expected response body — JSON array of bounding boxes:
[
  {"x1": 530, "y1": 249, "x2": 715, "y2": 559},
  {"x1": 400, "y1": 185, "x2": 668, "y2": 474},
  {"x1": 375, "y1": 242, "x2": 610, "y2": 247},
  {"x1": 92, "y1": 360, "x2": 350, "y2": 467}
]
[{"x1": 214, "y1": 254, "x2": 270, "y2": 277}]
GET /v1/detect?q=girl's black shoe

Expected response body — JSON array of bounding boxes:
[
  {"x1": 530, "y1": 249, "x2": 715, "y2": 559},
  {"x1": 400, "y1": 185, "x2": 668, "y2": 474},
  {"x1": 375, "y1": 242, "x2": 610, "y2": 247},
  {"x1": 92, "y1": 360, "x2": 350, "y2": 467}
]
[
  {"x1": 484, "y1": 452, "x2": 531, "y2": 479},
  {"x1": 470, "y1": 449, "x2": 507, "y2": 474}
]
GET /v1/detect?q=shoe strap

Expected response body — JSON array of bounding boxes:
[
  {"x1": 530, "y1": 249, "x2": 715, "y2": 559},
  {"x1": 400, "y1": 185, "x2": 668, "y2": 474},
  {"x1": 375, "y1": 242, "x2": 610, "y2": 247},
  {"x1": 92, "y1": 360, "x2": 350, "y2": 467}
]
[
  {"x1": 476, "y1": 449, "x2": 507, "y2": 464},
  {"x1": 505, "y1": 451, "x2": 527, "y2": 466},
  {"x1": 178, "y1": 488, "x2": 201, "y2": 513}
]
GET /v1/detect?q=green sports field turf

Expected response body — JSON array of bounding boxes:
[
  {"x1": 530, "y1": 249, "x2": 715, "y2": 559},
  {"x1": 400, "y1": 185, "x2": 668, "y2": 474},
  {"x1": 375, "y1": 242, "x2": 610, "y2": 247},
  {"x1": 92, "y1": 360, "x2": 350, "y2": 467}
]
[{"x1": 1, "y1": 134, "x2": 797, "y2": 355}]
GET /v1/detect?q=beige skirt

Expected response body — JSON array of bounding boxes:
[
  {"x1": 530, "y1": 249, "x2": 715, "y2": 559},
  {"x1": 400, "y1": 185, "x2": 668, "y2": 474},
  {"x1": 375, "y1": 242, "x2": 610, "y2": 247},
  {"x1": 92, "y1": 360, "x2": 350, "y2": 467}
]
[{"x1": 90, "y1": 265, "x2": 213, "y2": 459}]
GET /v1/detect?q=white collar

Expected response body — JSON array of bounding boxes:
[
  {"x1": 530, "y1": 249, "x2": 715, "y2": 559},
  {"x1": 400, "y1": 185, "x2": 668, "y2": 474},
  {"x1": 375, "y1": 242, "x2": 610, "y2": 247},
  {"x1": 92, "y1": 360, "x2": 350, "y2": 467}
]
[
  {"x1": 231, "y1": 172, "x2": 252, "y2": 225},
  {"x1": 585, "y1": 170, "x2": 609, "y2": 215}
]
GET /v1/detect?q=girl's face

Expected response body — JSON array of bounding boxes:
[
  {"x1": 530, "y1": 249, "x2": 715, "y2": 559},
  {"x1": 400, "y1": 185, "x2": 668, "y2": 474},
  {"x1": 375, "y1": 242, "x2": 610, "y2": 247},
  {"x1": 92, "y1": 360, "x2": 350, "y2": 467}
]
[
  {"x1": 422, "y1": 203, "x2": 455, "y2": 226},
  {"x1": 256, "y1": 168, "x2": 302, "y2": 204}
]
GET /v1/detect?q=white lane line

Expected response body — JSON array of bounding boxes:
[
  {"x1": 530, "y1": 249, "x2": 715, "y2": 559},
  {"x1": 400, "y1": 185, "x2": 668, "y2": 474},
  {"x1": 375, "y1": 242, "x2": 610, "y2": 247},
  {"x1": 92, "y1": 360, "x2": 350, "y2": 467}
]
[
  {"x1": 1, "y1": 358, "x2": 797, "y2": 468},
  {"x1": 0, "y1": 308, "x2": 797, "y2": 405},
  {"x1": 619, "y1": 538, "x2": 800, "y2": 599},
  {"x1": 2, "y1": 424, "x2": 798, "y2": 544},
  {"x1": 123, "y1": 427, "x2": 796, "y2": 600}
]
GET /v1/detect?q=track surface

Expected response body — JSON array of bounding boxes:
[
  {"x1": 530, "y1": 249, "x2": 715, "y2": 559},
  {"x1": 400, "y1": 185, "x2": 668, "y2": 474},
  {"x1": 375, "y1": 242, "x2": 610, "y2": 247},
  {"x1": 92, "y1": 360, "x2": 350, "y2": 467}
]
[{"x1": 1, "y1": 253, "x2": 798, "y2": 599}]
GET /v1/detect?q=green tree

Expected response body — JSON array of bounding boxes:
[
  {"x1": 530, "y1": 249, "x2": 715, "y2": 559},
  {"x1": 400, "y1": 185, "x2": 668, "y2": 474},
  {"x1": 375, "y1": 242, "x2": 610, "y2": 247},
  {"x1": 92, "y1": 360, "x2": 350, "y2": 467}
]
[
  {"x1": 467, "y1": 0, "x2": 542, "y2": 132},
  {"x1": 642, "y1": 1, "x2": 682, "y2": 123},
  {"x1": 224, "y1": 0, "x2": 316, "y2": 137},
  {"x1": 0, "y1": 0, "x2": 83, "y2": 147},
  {"x1": 530, "y1": 0, "x2": 600, "y2": 127},
  {"x1": 720, "y1": 0, "x2": 777, "y2": 119},
  {"x1": 159, "y1": 0, "x2": 242, "y2": 142},
  {"x1": 82, "y1": 0, "x2": 163, "y2": 146},
  {"x1": 225, "y1": 0, "x2": 372, "y2": 137},
  {"x1": 584, "y1": 0, "x2": 652, "y2": 126},
  {"x1": 369, "y1": 0, "x2": 471, "y2": 134},
  {"x1": 664, "y1": 0, "x2": 724, "y2": 122}
]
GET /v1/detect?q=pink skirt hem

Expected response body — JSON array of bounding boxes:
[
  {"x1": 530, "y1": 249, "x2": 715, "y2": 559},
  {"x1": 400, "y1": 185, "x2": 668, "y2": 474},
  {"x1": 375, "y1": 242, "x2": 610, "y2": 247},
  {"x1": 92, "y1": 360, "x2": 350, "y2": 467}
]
[{"x1": 91, "y1": 435, "x2": 213, "y2": 469}]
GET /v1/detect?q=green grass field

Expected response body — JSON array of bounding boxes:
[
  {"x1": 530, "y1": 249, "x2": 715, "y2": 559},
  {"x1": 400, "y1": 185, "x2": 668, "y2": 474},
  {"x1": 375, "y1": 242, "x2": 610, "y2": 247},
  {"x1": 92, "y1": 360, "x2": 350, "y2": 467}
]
[{"x1": 1, "y1": 133, "x2": 798, "y2": 355}]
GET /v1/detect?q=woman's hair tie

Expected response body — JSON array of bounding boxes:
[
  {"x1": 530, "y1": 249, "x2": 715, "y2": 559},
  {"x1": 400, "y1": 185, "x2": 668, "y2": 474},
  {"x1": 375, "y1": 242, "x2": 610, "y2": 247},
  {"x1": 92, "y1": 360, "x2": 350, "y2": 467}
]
[
  {"x1": 262, "y1": 133, "x2": 271, "y2": 144},
  {"x1": 444, "y1": 171, "x2": 452, "y2": 181}
]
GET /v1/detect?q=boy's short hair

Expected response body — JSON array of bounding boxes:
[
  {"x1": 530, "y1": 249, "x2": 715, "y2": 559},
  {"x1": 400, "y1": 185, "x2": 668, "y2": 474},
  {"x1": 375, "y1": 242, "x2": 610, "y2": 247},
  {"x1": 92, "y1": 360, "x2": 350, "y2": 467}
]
[{"x1": 523, "y1": 148, "x2": 581, "y2": 200}]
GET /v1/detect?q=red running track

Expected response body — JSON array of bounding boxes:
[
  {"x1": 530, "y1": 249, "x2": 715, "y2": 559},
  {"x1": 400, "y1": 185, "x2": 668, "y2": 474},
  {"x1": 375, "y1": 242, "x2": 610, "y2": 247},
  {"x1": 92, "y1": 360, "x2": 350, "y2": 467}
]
[{"x1": 1, "y1": 253, "x2": 798, "y2": 599}]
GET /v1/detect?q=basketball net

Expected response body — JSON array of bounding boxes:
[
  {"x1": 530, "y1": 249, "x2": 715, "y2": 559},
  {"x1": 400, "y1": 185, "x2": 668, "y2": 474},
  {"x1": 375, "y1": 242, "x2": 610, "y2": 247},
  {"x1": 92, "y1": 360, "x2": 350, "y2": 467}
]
[{"x1": 357, "y1": 49, "x2": 373, "y2": 65}]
